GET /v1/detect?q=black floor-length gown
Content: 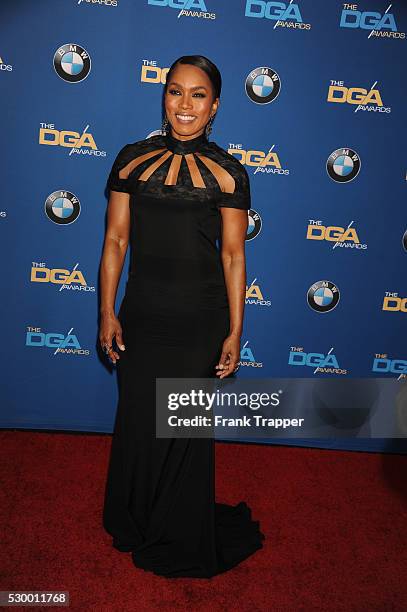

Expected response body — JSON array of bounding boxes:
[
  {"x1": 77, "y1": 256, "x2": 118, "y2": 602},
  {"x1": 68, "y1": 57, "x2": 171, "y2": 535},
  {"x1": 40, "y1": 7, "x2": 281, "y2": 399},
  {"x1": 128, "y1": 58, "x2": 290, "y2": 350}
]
[{"x1": 102, "y1": 130, "x2": 265, "y2": 578}]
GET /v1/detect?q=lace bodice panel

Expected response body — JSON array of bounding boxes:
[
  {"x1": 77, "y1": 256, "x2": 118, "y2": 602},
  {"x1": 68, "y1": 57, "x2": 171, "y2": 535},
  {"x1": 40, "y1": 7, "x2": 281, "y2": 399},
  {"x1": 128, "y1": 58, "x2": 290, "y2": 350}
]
[{"x1": 107, "y1": 132, "x2": 251, "y2": 210}]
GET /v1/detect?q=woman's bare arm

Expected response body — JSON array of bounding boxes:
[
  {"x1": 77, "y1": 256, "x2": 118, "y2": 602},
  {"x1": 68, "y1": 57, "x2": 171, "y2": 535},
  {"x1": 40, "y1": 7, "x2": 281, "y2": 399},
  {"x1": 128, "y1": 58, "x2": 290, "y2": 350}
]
[
  {"x1": 100, "y1": 190, "x2": 130, "y2": 314},
  {"x1": 220, "y1": 207, "x2": 248, "y2": 337},
  {"x1": 99, "y1": 191, "x2": 130, "y2": 362},
  {"x1": 215, "y1": 207, "x2": 248, "y2": 378}
]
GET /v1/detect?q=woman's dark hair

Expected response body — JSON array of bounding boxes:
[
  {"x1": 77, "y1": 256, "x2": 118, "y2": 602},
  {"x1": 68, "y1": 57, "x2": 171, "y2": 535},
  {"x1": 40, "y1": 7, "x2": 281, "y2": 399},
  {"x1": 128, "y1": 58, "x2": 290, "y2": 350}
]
[{"x1": 164, "y1": 55, "x2": 222, "y2": 100}]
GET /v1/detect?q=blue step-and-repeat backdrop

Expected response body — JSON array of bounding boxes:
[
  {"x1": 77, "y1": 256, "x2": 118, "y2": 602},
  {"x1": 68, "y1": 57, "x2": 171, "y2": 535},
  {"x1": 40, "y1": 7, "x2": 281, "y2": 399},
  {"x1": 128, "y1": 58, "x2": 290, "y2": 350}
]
[{"x1": 1, "y1": 0, "x2": 406, "y2": 453}]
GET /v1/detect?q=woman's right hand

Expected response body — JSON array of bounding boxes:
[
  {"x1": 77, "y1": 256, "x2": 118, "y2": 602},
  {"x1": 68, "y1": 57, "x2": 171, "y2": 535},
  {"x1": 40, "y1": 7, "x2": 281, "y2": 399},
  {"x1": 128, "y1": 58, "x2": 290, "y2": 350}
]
[{"x1": 99, "y1": 312, "x2": 126, "y2": 364}]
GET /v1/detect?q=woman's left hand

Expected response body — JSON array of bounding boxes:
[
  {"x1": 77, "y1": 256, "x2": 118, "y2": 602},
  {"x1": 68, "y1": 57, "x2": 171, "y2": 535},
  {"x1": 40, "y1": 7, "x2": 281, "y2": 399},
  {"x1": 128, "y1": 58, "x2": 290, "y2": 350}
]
[{"x1": 215, "y1": 334, "x2": 241, "y2": 378}]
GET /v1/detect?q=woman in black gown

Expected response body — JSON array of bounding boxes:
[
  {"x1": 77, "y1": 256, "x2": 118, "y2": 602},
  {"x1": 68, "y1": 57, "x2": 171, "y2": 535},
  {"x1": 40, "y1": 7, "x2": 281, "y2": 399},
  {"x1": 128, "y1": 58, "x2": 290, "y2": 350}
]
[{"x1": 99, "y1": 55, "x2": 265, "y2": 578}]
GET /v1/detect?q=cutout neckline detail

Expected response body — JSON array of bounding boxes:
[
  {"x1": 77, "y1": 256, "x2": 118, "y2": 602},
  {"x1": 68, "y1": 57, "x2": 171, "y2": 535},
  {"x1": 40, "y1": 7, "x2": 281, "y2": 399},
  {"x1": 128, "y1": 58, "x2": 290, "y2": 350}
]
[
  {"x1": 118, "y1": 135, "x2": 236, "y2": 194},
  {"x1": 164, "y1": 131, "x2": 208, "y2": 154}
]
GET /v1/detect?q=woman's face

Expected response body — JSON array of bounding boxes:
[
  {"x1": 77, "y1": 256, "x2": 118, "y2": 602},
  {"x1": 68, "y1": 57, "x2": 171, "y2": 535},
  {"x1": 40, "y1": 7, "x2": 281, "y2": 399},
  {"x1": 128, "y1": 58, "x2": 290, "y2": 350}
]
[{"x1": 164, "y1": 63, "x2": 219, "y2": 141}]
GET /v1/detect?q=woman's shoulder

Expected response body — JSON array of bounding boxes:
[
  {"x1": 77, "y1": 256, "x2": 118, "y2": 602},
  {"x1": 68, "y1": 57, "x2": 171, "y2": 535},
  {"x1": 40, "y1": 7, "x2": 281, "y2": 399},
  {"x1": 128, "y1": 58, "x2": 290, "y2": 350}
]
[
  {"x1": 113, "y1": 134, "x2": 166, "y2": 161},
  {"x1": 203, "y1": 140, "x2": 251, "y2": 204},
  {"x1": 107, "y1": 134, "x2": 167, "y2": 191},
  {"x1": 206, "y1": 140, "x2": 249, "y2": 177}
]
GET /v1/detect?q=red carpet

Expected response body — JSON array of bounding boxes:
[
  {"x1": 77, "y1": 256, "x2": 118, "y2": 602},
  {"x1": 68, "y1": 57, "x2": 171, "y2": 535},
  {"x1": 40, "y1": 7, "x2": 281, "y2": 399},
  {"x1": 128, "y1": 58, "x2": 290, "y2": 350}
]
[{"x1": 0, "y1": 431, "x2": 406, "y2": 611}]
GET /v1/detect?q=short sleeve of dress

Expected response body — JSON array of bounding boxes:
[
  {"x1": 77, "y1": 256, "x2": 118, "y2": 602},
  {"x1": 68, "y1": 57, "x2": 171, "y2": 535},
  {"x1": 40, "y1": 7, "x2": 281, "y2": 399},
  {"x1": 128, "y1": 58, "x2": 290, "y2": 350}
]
[
  {"x1": 107, "y1": 144, "x2": 134, "y2": 193},
  {"x1": 217, "y1": 160, "x2": 251, "y2": 211}
]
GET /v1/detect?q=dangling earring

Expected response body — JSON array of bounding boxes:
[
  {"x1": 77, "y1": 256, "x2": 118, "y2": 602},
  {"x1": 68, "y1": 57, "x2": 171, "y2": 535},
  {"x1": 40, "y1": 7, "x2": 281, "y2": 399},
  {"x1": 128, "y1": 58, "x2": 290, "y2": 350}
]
[
  {"x1": 161, "y1": 115, "x2": 169, "y2": 134},
  {"x1": 206, "y1": 114, "x2": 215, "y2": 138}
]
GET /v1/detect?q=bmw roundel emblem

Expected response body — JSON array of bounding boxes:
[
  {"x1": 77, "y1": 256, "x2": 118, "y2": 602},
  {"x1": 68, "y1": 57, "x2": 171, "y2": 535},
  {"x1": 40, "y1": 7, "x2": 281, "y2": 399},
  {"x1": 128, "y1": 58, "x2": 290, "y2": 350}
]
[
  {"x1": 307, "y1": 280, "x2": 340, "y2": 313},
  {"x1": 45, "y1": 191, "x2": 81, "y2": 225},
  {"x1": 403, "y1": 229, "x2": 407, "y2": 252},
  {"x1": 53, "y1": 44, "x2": 91, "y2": 83},
  {"x1": 326, "y1": 148, "x2": 361, "y2": 183},
  {"x1": 245, "y1": 67, "x2": 281, "y2": 104},
  {"x1": 247, "y1": 209, "x2": 262, "y2": 241}
]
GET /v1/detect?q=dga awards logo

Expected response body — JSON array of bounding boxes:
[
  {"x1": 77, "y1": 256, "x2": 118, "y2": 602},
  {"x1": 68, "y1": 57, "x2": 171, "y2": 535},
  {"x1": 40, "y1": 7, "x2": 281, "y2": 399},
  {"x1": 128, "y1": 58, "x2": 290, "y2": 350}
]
[
  {"x1": 247, "y1": 210, "x2": 262, "y2": 241},
  {"x1": 147, "y1": 0, "x2": 216, "y2": 19},
  {"x1": 382, "y1": 292, "x2": 407, "y2": 313},
  {"x1": 39, "y1": 123, "x2": 106, "y2": 157},
  {"x1": 307, "y1": 280, "x2": 340, "y2": 313},
  {"x1": 30, "y1": 262, "x2": 95, "y2": 293},
  {"x1": 327, "y1": 80, "x2": 391, "y2": 113},
  {"x1": 339, "y1": 3, "x2": 405, "y2": 39},
  {"x1": 246, "y1": 278, "x2": 271, "y2": 306},
  {"x1": 245, "y1": 67, "x2": 280, "y2": 104},
  {"x1": 372, "y1": 353, "x2": 406, "y2": 379},
  {"x1": 289, "y1": 346, "x2": 347, "y2": 375},
  {"x1": 53, "y1": 44, "x2": 91, "y2": 82},
  {"x1": 239, "y1": 340, "x2": 263, "y2": 368},
  {"x1": 229, "y1": 143, "x2": 289, "y2": 176},
  {"x1": 245, "y1": 1, "x2": 311, "y2": 30},
  {"x1": 45, "y1": 191, "x2": 81, "y2": 224},
  {"x1": 26, "y1": 326, "x2": 90, "y2": 356},
  {"x1": 306, "y1": 220, "x2": 367, "y2": 250},
  {"x1": 326, "y1": 148, "x2": 361, "y2": 183},
  {"x1": 141, "y1": 60, "x2": 169, "y2": 85},
  {"x1": 0, "y1": 55, "x2": 13, "y2": 72}
]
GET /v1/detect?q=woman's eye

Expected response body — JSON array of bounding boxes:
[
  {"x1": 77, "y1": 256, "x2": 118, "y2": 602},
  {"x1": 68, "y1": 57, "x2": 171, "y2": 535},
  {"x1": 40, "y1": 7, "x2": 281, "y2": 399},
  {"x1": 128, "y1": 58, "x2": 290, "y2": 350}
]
[{"x1": 168, "y1": 89, "x2": 206, "y2": 97}]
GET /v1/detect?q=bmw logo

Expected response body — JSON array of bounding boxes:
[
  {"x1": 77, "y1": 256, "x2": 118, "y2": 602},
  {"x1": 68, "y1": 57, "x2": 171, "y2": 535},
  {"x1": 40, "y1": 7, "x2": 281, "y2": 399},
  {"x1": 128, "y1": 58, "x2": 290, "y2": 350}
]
[
  {"x1": 403, "y1": 229, "x2": 407, "y2": 252},
  {"x1": 247, "y1": 209, "x2": 262, "y2": 241},
  {"x1": 307, "y1": 280, "x2": 340, "y2": 313},
  {"x1": 327, "y1": 148, "x2": 361, "y2": 183},
  {"x1": 245, "y1": 67, "x2": 281, "y2": 104},
  {"x1": 45, "y1": 191, "x2": 81, "y2": 225},
  {"x1": 53, "y1": 44, "x2": 91, "y2": 83}
]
